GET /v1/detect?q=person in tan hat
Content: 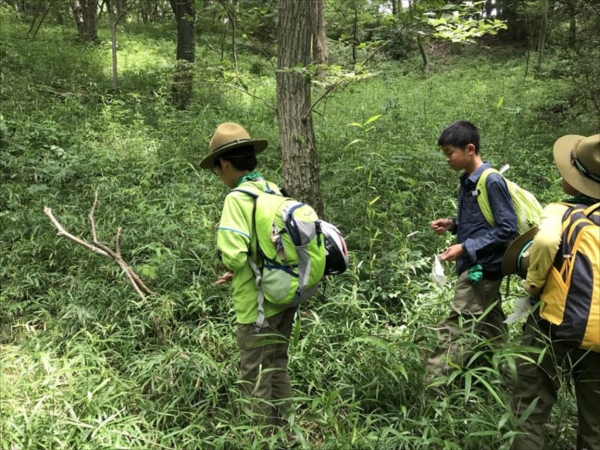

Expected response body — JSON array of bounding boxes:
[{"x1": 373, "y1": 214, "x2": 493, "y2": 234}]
[
  {"x1": 510, "y1": 133, "x2": 600, "y2": 450},
  {"x1": 201, "y1": 123, "x2": 296, "y2": 435}
]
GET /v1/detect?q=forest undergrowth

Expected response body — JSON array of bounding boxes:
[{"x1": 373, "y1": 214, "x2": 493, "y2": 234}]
[{"x1": 1, "y1": 9, "x2": 597, "y2": 449}]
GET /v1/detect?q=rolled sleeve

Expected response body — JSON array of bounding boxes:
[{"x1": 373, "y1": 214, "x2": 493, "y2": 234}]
[{"x1": 463, "y1": 240, "x2": 477, "y2": 263}]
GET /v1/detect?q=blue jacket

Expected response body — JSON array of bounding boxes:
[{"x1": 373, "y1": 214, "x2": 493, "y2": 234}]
[{"x1": 452, "y1": 162, "x2": 518, "y2": 277}]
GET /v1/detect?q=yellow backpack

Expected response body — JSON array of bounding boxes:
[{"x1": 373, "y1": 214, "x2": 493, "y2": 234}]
[
  {"x1": 540, "y1": 202, "x2": 600, "y2": 352},
  {"x1": 476, "y1": 168, "x2": 543, "y2": 235}
]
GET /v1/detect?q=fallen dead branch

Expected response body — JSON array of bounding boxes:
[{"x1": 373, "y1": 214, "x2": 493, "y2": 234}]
[{"x1": 43, "y1": 188, "x2": 154, "y2": 299}]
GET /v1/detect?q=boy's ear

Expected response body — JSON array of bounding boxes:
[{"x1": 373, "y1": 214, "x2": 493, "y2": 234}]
[
  {"x1": 220, "y1": 159, "x2": 231, "y2": 171},
  {"x1": 465, "y1": 143, "x2": 476, "y2": 154}
]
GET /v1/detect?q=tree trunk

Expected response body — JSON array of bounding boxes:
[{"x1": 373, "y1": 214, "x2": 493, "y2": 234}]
[
  {"x1": 27, "y1": 2, "x2": 42, "y2": 35},
  {"x1": 229, "y1": 0, "x2": 238, "y2": 71},
  {"x1": 311, "y1": 0, "x2": 328, "y2": 77},
  {"x1": 351, "y1": 6, "x2": 358, "y2": 66},
  {"x1": 484, "y1": 0, "x2": 493, "y2": 17},
  {"x1": 568, "y1": 0, "x2": 576, "y2": 49},
  {"x1": 220, "y1": 25, "x2": 226, "y2": 61},
  {"x1": 140, "y1": 0, "x2": 149, "y2": 23},
  {"x1": 31, "y1": 4, "x2": 51, "y2": 39},
  {"x1": 170, "y1": 0, "x2": 195, "y2": 109},
  {"x1": 107, "y1": 0, "x2": 118, "y2": 90},
  {"x1": 216, "y1": 0, "x2": 237, "y2": 70},
  {"x1": 231, "y1": 12, "x2": 238, "y2": 72},
  {"x1": 548, "y1": 0, "x2": 555, "y2": 20},
  {"x1": 116, "y1": 0, "x2": 126, "y2": 21},
  {"x1": 277, "y1": 0, "x2": 324, "y2": 218},
  {"x1": 536, "y1": 0, "x2": 548, "y2": 74},
  {"x1": 497, "y1": 0, "x2": 528, "y2": 41},
  {"x1": 417, "y1": 34, "x2": 428, "y2": 72},
  {"x1": 391, "y1": 0, "x2": 398, "y2": 15},
  {"x1": 153, "y1": 0, "x2": 159, "y2": 21},
  {"x1": 71, "y1": 0, "x2": 98, "y2": 43}
]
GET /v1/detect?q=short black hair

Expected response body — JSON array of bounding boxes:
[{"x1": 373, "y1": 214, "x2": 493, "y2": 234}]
[
  {"x1": 437, "y1": 121, "x2": 480, "y2": 154},
  {"x1": 215, "y1": 145, "x2": 257, "y2": 171}
]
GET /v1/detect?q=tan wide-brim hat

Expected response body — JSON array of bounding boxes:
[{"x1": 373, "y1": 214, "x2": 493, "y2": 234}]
[
  {"x1": 553, "y1": 134, "x2": 600, "y2": 199},
  {"x1": 502, "y1": 227, "x2": 539, "y2": 279},
  {"x1": 200, "y1": 122, "x2": 268, "y2": 169}
]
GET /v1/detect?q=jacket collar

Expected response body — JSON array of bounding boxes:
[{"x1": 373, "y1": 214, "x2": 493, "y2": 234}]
[{"x1": 461, "y1": 161, "x2": 492, "y2": 185}]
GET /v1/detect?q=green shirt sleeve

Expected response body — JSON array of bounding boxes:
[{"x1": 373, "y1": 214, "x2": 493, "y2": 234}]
[{"x1": 217, "y1": 193, "x2": 252, "y2": 273}]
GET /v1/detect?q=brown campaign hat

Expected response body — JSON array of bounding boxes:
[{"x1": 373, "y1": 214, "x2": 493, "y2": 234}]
[
  {"x1": 502, "y1": 227, "x2": 539, "y2": 279},
  {"x1": 200, "y1": 123, "x2": 268, "y2": 169},
  {"x1": 553, "y1": 134, "x2": 600, "y2": 199}
]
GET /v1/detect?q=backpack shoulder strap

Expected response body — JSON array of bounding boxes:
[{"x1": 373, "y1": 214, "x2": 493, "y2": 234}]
[
  {"x1": 475, "y1": 168, "x2": 500, "y2": 227},
  {"x1": 230, "y1": 181, "x2": 282, "y2": 199},
  {"x1": 230, "y1": 187, "x2": 260, "y2": 198},
  {"x1": 561, "y1": 202, "x2": 594, "y2": 227},
  {"x1": 477, "y1": 167, "x2": 500, "y2": 183},
  {"x1": 228, "y1": 187, "x2": 268, "y2": 329},
  {"x1": 583, "y1": 202, "x2": 600, "y2": 217}
]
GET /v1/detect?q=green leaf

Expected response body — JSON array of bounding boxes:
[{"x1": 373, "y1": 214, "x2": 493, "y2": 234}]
[
  {"x1": 363, "y1": 114, "x2": 382, "y2": 125},
  {"x1": 27, "y1": 184, "x2": 49, "y2": 193},
  {"x1": 498, "y1": 411, "x2": 512, "y2": 430},
  {"x1": 345, "y1": 139, "x2": 363, "y2": 149},
  {"x1": 139, "y1": 265, "x2": 158, "y2": 280},
  {"x1": 292, "y1": 319, "x2": 301, "y2": 347},
  {"x1": 516, "y1": 397, "x2": 540, "y2": 426}
]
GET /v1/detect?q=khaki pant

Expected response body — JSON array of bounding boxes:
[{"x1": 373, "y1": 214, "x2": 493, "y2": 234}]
[
  {"x1": 512, "y1": 313, "x2": 600, "y2": 450},
  {"x1": 236, "y1": 306, "x2": 295, "y2": 426},
  {"x1": 427, "y1": 270, "x2": 508, "y2": 377}
]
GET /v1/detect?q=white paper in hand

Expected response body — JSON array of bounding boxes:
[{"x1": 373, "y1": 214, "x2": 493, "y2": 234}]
[
  {"x1": 504, "y1": 296, "x2": 532, "y2": 324},
  {"x1": 432, "y1": 254, "x2": 446, "y2": 288}
]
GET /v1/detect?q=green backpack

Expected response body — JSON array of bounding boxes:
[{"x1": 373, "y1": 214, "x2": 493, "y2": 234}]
[
  {"x1": 476, "y1": 168, "x2": 543, "y2": 235},
  {"x1": 232, "y1": 183, "x2": 326, "y2": 328}
]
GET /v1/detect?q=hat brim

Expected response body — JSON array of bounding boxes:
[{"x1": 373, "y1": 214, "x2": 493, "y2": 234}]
[
  {"x1": 199, "y1": 139, "x2": 268, "y2": 169},
  {"x1": 553, "y1": 134, "x2": 600, "y2": 199},
  {"x1": 502, "y1": 227, "x2": 539, "y2": 279}
]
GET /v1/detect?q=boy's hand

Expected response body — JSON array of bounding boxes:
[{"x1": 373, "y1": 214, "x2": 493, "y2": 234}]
[
  {"x1": 431, "y1": 218, "x2": 453, "y2": 235},
  {"x1": 215, "y1": 271, "x2": 234, "y2": 285},
  {"x1": 440, "y1": 244, "x2": 464, "y2": 262}
]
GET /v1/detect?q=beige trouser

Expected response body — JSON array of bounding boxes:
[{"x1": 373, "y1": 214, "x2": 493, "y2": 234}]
[
  {"x1": 236, "y1": 306, "x2": 295, "y2": 426},
  {"x1": 427, "y1": 270, "x2": 508, "y2": 376}
]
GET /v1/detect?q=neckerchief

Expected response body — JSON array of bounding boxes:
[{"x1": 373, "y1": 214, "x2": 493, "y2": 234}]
[
  {"x1": 563, "y1": 194, "x2": 598, "y2": 206},
  {"x1": 233, "y1": 170, "x2": 262, "y2": 188}
]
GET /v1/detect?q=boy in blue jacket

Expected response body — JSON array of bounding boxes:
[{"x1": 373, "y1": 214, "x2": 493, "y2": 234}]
[{"x1": 428, "y1": 121, "x2": 518, "y2": 377}]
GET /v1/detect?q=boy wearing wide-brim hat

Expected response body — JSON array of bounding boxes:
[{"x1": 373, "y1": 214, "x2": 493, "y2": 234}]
[
  {"x1": 506, "y1": 133, "x2": 600, "y2": 450},
  {"x1": 201, "y1": 123, "x2": 296, "y2": 432}
]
